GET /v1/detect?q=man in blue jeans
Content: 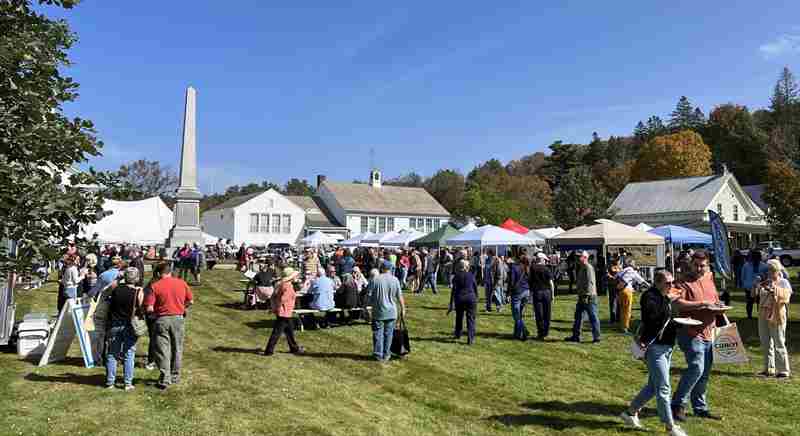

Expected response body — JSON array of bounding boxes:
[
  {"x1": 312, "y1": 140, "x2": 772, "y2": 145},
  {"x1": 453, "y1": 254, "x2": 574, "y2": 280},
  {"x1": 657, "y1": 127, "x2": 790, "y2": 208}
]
[
  {"x1": 368, "y1": 261, "x2": 406, "y2": 362},
  {"x1": 564, "y1": 251, "x2": 601, "y2": 343},
  {"x1": 670, "y1": 251, "x2": 723, "y2": 422}
]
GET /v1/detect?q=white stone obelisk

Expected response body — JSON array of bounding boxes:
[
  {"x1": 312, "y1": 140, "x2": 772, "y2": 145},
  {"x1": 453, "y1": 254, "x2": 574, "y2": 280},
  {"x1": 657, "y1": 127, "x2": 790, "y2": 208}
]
[{"x1": 166, "y1": 87, "x2": 203, "y2": 252}]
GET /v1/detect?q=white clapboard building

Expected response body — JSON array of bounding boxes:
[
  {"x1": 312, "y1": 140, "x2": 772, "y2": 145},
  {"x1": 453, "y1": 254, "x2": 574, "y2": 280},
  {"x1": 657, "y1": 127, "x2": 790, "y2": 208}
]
[
  {"x1": 609, "y1": 168, "x2": 769, "y2": 249},
  {"x1": 314, "y1": 170, "x2": 451, "y2": 236},
  {"x1": 201, "y1": 189, "x2": 305, "y2": 246}
]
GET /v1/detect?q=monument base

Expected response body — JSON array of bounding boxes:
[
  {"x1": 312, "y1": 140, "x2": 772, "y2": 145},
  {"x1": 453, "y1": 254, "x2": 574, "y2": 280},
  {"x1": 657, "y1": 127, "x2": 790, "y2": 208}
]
[{"x1": 165, "y1": 226, "x2": 203, "y2": 254}]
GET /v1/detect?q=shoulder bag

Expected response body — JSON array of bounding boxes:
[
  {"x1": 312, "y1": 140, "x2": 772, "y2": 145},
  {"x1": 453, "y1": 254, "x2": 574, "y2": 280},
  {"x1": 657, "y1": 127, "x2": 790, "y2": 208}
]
[{"x1": 130, "y1": 289, "x2": 148, "y2": 337}]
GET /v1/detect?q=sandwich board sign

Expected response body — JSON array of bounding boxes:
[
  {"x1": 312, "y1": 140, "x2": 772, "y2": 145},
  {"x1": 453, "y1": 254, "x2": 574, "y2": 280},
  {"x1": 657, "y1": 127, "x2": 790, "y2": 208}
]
[{"x1": 38, "y1": 297, "x2": 96, "y2": 368}]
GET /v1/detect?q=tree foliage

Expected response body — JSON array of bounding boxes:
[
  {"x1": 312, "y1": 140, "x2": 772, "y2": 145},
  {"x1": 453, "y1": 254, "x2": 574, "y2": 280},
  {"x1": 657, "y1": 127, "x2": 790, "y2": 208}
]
[
  {"x1": 553, "y1": 166, "x2": 614, "y2": 229},
  {"x1": 0, "y1": 0, "x2": 121, "y2": 273},
  {"x1": 668, "y1": 96, "x2": 705, "y2": 132},
  {"x1": 630, "y1": 130, "x2": 713, "y2": 182},
  {"x1": 112, "y1": 159, "x2": 178, "y2": 201},
  {"x1": 284, "y1": 178, "x2": 315, "y2": 196},
  {"x1": 763, "y1": 161, "x2": 800, "y2": 245},
  {"x1": 424, "y1": 169, "x2": 465, "y2": 216},
  {"x1": 384, "y1": 172, "x2": 425, "y2": 188},
  {"x1": 701, "y1": 104, "x2": 768, "y2": 185}
]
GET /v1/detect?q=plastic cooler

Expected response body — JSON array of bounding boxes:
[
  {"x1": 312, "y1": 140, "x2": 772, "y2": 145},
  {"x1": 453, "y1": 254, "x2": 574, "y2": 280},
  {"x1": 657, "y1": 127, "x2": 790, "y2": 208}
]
[{"x1": 16, "y1": 313, "x2": 52, "y2": 359}]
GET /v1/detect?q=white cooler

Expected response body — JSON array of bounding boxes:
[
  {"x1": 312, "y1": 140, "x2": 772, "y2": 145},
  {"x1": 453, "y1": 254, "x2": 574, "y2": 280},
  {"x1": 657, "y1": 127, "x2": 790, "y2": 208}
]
[{"x1": 16, "y1": 314, "x2": 52, "y2": 359}]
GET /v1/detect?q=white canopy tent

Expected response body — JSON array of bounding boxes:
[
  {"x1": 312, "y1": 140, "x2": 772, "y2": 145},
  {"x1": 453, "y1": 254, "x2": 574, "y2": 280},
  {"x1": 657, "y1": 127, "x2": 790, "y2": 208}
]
[
  {"x1": 339, "y1": 232, "x2": 374, "y2": 247},
  {"x1": 81, "y1": 197, "x2": 173, "y2": 245},
  {"x1": 459, "y1": 222, "x2": 478, "y2": 232},
  {"x1": 300, "y1": 231, "x2": 339, "y2": 247},
  {"x1": 444, "y1": 225, "x2": 537, "y2": 248},
  {"x1": 635, "y1": 222, "x2": 653, "y2": 231},
  {"x1": 381, "y1": 230, "x2": 426, "y2": 248},
  {"x1": 527, "y1": 226, "x2": 565, "y2": 240},
  {"x1": 360, "y1": 231, "x2": 400, "y2": 248},
  {"x1": 548, "y1": 219, "x2": 664, "y2": 246}
]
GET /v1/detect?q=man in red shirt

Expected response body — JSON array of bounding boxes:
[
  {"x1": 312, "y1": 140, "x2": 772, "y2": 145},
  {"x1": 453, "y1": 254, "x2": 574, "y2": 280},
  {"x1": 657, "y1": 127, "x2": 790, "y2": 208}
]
[
  {"x1": 144, "y1": 262, "x2": 193, "y2": 390},
  {"x1": 670, "y1": 251, "x2": 723, "y2": 422}
]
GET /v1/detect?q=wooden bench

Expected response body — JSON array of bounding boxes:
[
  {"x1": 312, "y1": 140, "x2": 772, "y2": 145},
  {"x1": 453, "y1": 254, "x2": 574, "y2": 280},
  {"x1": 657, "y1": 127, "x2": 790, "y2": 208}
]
[{"x1": 291, "y1": 307, "x2": 372, "y2": 331}]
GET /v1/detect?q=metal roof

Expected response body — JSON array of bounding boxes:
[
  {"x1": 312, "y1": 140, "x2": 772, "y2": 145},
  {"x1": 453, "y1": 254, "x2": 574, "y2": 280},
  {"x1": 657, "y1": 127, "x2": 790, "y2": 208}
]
[
  {"x1": 286, "y1": 195, "x2": 345, "y2": 229},
  {"x1": 742, "y1": 184, "x2": 767, "y2": 211},
  {"x1": 321, "y1": 181, "x2": 450, "y2": 217},
  {"x1": 610, "y1": 174, "x2": 730, "y2": 216},
  {"x1": 205, "y1": 191, "x2": 267, "y2": 211}
]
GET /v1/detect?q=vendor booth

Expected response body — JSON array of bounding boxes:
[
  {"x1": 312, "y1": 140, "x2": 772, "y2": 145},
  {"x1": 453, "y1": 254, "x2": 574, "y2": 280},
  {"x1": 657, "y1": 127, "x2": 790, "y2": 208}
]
[
  {"x1": 360, "y1": 231, "x2": 400, "y2": 248},
  {"x1": 411, "y1": 225, "x2": 463, "y2": 249},
  {"x1": 300, "y1": 231, "x2": 338, "y2": 247},
  {"x1": 444, "y1": 225, "x2": 537, "y2": 250},
  {"x1": 549, "y1": 219, "x2": 666, "y2": 271},
  {"x1": 382, "y1": 230, "x2": 425, "y2": 248},
  {"x1": 339, "y1": 232, "x2": 374, "y2": 247},
  {"x1": 500, "y1": 219, "x2": 529, "y2": 235}
]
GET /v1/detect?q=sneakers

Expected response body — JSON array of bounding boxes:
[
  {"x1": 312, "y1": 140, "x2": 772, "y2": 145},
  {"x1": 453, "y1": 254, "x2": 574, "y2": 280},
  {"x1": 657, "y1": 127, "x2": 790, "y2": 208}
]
[
  {"x1": 105, "y1": 384, "x2": 115, "y2": 390},
  {"x1": 124, "y1": 385, "x2": 135, "y2": 392},
  {"x1": 564, "y1": 336, "x2": 580, "y2": 343},
  {"x1": 671, "y1": 405, "x2": 687, "y2": 422},
  {"x1": 619, "y1": 411, "x2": 643, "y2": 429},
  {"x1": 776, "y1": 372, "x2": 791, "y2": 379},
  {"x1": 669, "y1": 425, "x2": 688, "y2": 436},
  {"x1": 145, "y1": 362, "x2": 157, "y2": 371}
]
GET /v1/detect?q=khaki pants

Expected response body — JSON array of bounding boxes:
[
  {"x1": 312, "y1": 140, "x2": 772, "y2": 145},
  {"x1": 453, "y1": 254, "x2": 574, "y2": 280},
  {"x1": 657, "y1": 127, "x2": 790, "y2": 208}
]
[
  {"x1": 618, "y1": 287, "x2": 634, "y2": 331},
  {"x1": 154, "y1": 315, "x2": 185, "y2": 385},
  {"x1": 758, "y1": 317, "x2": 790, "y2": 375}
]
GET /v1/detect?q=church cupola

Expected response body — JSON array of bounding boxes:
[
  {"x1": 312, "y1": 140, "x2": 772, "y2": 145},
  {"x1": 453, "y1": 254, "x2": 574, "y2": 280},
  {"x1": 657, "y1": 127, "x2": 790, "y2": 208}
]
[{"x1": 369, "y1": 169, "x2": 382, "y2": 188}]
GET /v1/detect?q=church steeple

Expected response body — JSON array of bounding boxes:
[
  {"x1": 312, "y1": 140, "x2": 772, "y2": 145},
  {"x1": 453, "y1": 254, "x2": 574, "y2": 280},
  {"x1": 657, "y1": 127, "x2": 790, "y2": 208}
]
[{"x1": 369, "y1": 168, "x2": 382, "y2": 188}]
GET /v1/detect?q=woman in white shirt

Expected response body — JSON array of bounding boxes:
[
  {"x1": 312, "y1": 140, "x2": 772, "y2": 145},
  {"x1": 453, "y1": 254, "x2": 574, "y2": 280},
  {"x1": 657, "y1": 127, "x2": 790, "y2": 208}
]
[{"x1": 59, "y1": 254, "x2": 85, "y2": 309}]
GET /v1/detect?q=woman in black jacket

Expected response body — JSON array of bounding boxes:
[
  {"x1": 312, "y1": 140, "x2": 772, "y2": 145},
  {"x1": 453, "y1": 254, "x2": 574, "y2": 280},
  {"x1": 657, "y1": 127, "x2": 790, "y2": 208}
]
[
  {"x1": 619, "y1": 270, "x2": 687, "y2": 436},
  {"x1": 448, "y1": 259, "x2": 478, "y2": 345}
]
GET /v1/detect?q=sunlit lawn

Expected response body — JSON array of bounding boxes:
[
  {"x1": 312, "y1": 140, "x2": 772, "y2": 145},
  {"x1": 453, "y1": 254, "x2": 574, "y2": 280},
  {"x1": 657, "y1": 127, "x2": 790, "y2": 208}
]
[{"x1": 1, "y1": 269, "x2": 798, "y2": 435}]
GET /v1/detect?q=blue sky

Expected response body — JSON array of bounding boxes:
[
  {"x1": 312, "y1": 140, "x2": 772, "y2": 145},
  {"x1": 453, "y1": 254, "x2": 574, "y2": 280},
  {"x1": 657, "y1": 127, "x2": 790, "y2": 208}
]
[{"x1": 50, "y1": 1, "x2": 800, "y2": 193}]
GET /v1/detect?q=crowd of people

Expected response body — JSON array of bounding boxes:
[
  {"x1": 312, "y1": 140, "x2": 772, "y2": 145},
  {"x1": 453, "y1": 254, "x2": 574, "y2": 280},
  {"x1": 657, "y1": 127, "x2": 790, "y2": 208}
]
[{"x1": 31, "y1": 235, "x2": 793, "y2": 436}]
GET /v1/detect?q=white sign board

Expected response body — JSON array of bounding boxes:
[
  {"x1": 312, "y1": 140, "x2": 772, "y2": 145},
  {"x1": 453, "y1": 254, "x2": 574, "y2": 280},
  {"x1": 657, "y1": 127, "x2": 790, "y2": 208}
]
[{"x1": 38, "y1": 297, "x2": 96, "y2": 368}]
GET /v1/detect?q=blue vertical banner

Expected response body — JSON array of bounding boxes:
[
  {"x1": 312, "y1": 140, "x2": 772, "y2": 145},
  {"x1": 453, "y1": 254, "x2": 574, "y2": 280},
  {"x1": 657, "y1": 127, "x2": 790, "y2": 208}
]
[{"x1": 708, "y1": 210, "x2": 732, "y2": 280}]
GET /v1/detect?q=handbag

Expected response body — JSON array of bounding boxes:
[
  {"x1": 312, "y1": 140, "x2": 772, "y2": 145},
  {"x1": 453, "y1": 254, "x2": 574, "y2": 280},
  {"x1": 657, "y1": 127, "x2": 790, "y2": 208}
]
[
  {"x1": 713, "y1": 314, "x2": 749, "y2": 364},
  {"x1": 130, "y1": 289, "x2": 148, "y2": 337},
  {"x1": 631, "y1": 316, "x2": 671, "y2": 361},
  {"x1": 390, "y1": 315, "x2": 411, "y2": 356}
]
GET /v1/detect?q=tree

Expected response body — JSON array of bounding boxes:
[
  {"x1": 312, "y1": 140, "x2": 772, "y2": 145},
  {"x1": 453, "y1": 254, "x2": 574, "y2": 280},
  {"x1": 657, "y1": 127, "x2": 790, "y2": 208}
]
[
  {"x1": 701, "y1": 104, "x2": 768, "y2": 185},
  {"x1": 630, "y1": 130, "x2": 713, "y2": 182},
  {"x1": 542, "y1": 141, "x2": 583, "y2": 189},
  {"x1": 424, "y1": 169, "x2": 465, "y2": 216},
  {"x1": 506, "y1": 152, "x2": 547, "y2": 177},
  {"x1": 634, "y1": 116, "x2": 667, "y2": 144},
  {"x1": 763, "y1": 161, "x2": 800, "y2": 245},
  {"x1": 460, "y1": 186, "x2": 521, "y2": 226},
  {"x1": 582, "y1": 132, "x2": 607, "y2": 168},
  {"x1": 284, "y1": 178, "x2": 315, "y2": 196},
  {"x1": 553, "y1": 166, "x2": 614, "y2": 229},
  {"x1": 0, "y1": 0, "x2": 120, "y2": 274},
  {"x1": 668, "y1": 96, "x2": 703, "y2": 132},
  {"x1": 384, "y1": 172, "x2": 425, "y2": 188},
  {"x1": 766, "y1": 67, "x2": 800, "y2": 167},
  {"x1": 112, "y1": 159, "x2": 177, "y2": 200}
]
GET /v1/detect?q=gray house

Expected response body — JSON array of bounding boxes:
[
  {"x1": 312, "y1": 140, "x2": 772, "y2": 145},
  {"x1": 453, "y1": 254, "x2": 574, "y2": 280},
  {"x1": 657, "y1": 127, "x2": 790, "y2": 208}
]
[{"x1": 610, "y1": 170, "x2": 769, "y2": 249}]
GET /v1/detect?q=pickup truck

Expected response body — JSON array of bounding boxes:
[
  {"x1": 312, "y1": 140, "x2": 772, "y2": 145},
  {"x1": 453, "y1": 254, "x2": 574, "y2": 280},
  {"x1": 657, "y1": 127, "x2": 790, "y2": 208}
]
[{"x1": 770, "y1": 246, "x2": 800, "y2": 267}]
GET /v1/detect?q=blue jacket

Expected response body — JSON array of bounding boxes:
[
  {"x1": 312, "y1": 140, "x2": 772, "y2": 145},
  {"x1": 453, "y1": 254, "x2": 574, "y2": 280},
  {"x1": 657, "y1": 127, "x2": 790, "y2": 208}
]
[
  {"x1": 741, "y1": 262, "x2": 768, "y2": 289},
  {"x1": 310, "y1": 275, "x2": 335, "y2": 310}
]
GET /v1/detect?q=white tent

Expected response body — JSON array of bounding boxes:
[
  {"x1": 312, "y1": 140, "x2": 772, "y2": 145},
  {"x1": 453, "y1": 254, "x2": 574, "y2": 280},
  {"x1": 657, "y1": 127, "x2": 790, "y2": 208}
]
[
  {"x1": 300, "y1": 231, "x2": 338, "y2": 247},
  {"x1": 81, "y1": 197, "x2": 173, "y2": 245},
  {"x1": 203, "y1": 232, "x2": 220, "y2": 245},
  {"x1": 444, "y1": 225, "x2": 536, "y2": 248},
  {"x1": 360, "y1": 231, "x2": 400, "y2": 247},
  {"x1": 548, "y1": 219, "x2": 664, "y2": 247},
  {"x1": 382, "y1": 230, "x2": 426, "y2": 248},
  {"x1": 339, "y1": 232, "x2": 374, "y2": 247},
  {"x1": 459, "y1": 222, "x2": 478, "y2": 232},
  {"x1": 635, "y1": 222, "x2": 653, "y2": 231},
  {"x1": 528, "y1": 226, "x2": 565, "y2": 240}
]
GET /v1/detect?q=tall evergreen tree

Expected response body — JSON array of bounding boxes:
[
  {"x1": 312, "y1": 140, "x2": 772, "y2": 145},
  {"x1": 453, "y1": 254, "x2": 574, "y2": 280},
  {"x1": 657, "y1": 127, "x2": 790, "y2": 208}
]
[
  {"x1": 633, "y1": 121, "x2": 647, "y2": 143},
  {"x1": 767, "y1": 67, "x2": 800, "y2": 167},
  {"x1": 691, "y1": 107, "x2": 706, "y2": 130},
  {"x1": 645, "y1": 116, "x2": 667, "y2": 139},
  {"x1": 668, "y1": 96, "x2": 698, "y2": 131}
]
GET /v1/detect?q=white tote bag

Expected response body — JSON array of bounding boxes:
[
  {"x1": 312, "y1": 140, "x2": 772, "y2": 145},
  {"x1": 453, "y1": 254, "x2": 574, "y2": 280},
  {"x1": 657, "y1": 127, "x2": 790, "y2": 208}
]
[{"x1": 713, "y1": 315, "x2": 749, "y2": 364}]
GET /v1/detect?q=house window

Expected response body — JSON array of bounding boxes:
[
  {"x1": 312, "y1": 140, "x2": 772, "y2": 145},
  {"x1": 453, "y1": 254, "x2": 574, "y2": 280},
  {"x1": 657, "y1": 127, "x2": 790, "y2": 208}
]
[
  {"x1": 268, "y1": 199, "x2": 275, "y2": 208},
  {"x1": 368, "y1": 216, "x2": 377, "y2": 233},
  {"x1": 249, "y1": 214, "x2": 259, "y2": 233},
  {"x1": 220, "y1": 213, "x2": 223, "y2": 220},
  {"x1": 387, "y1": 217, "x2": 394, "y2": 231},
  {"x1": 378, "y1": 217, "x2": 387, "y2": 233},
  {"x1": 282, "y1": 214, "x2": 291, "y2": 234},
  {"x1": 434, "y1": 219, "x2": 441, "y2": 230},
  {"x1": 409, "y1": 218, "x2": 416, "y2": 230},
  {"x1": 361, "y1": 216, "x2": 368, "y2": 234},
  {"x1": 733, "y1": 205, "x2": 739, "y2": 222},
  {"x1": 717, "y1": 203, "x2": 723, "y2": 219},
  {"x1": 272, "y1": 214, "x2": 281, "y2": 233},
  {"x1": 425, "y1": 218, "x2": 433, "y2": 233},
  {"x1": 260, "y1": 214, "x2": 270, "y2": 233}
]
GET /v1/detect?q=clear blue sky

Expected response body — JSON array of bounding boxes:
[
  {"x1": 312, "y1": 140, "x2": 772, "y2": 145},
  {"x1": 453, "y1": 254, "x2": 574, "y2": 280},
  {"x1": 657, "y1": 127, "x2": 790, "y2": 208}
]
[{"x1": 50, "y1": 1, "x2": 800, "y2": 193}]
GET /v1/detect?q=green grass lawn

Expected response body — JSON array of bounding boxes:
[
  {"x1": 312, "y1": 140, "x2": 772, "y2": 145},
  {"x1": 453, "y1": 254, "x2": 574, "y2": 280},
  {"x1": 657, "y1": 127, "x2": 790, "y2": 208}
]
[{"x1": 1, "y1": 270, "x2": 799, "y2": 436}]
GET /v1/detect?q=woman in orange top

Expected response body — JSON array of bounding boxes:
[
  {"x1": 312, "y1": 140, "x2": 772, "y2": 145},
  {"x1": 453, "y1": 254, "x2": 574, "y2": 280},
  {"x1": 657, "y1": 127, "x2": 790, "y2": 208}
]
[{"x1": 264, "y1": 267, "x2": 304, "y2": 356}]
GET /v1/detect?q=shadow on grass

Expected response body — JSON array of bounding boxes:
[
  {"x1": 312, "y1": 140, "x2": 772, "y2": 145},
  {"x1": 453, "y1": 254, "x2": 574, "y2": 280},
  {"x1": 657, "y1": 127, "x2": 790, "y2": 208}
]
[
  {"x1": 417, "y1": 306, "x2": 449, "y2": 311},
  {"x1": 475, "y1": 332, "x2": 517, "y2": 340},
  {"x1": 215, "y1": 302, "x2": 267, "y2": 311},
  {"x1": 412, "y1": 336, "x2": 458, "y2": 344},
  {"x1": 25, "y1": 372, "x2": 106, "y2": 387},
  {"x1": 523, "y1": 400, "x2": 625, "y2": 417},
  {"x1": 244, "y1": 320, "x2": 277, "y2": 330},
  {"x1": 299, "y1": 352, "x2": 374, "y2": 361},
  {"x1": 211, "y1": 346, "x2": 262, "y2": 355},
  {"x1": 488, "y1": 413, "x2": 621, "y2": 430}
]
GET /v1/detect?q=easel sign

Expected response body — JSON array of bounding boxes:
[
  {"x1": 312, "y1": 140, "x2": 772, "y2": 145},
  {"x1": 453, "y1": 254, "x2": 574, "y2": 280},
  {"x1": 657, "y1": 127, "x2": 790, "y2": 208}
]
[{"x1": 38, "y1": 297, "x2": 96, "y2": 368}]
